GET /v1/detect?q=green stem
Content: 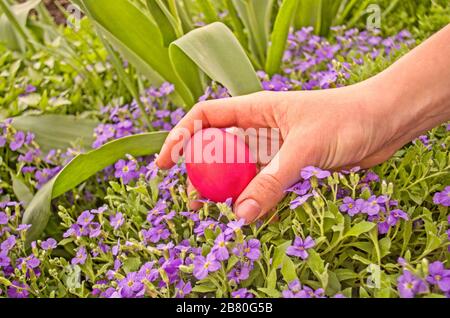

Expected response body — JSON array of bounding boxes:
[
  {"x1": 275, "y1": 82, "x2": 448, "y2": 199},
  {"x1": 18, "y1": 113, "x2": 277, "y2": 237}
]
[{"x1": 401, "y1": 168, "x2": 450, "y2": 191}]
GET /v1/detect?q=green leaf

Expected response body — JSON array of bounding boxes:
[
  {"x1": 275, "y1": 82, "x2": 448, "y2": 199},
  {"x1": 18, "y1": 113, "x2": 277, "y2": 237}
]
[
  {"x1": 169, "y1": 43, "x2": 204, "y2": 105},
  {"x1": 306, "y1": 250, "x2": 328, "y2": 288},
  {"x1": 192, "y1": 283, "x2": 217, "y2": 293},
  {"x1": 281, "y1": 256, "x2": 297, "y2": 283},
  {"x1": 344, "y1": 221, "x2": 376, "y2": 238},
  {"x1": 11, "y1": 173, "x2": 34, "y2": 207},
  {"x1": 379, "y1": 237, "x2": 391, "y2": 258},
  {"x1": 80, "y1": 0, "x2": 193, "y2": 106},
  {"x1": 123, "y1": 257, "x2": 142, "y2": 273},
  {"x1": 146, "y1": 0, "x2": 178, "y2": 47},
  {"x1": 0, "y1": 0, "x2": 41, "y2": 51},
  {"x1": 257, "y1": 287, "x2": 280, "y2": 298},
  {"x1": 272, "y1": 240, "x2": 291, "y2": 269},
  {"x1": 171, "y1": 22, "x2": 261, "y2": 98},
  {"x1": 22, "y1": 132, "x2": 168, "y2": 242},
  {"x1": 232, "y1": 0, "x2": 274, "y2": 66},
  {"x1": 306, "y1": 250, "x2": 325, "y2": 275},
  {"x1": 11, "y1": 114, "x2": 98, "y2": 153},
  {"x1": 294, "y1": 0, "x2": 322, "y2": 33},
  {"x1": 195, "y1": 0, "x2": 218, "y2": 24},
  {"x1": 265, "y1": 0, "x2": 299, "y2": 75},
  {"x1": 224, "y1": 0, "x2": 248, "y2": 49}
]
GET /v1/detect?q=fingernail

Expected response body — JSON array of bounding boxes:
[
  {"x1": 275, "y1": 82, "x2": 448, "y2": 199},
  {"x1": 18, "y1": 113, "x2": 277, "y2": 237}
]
[{"x1": 235, "y1": 199, "x2": 261, "y2": 224}]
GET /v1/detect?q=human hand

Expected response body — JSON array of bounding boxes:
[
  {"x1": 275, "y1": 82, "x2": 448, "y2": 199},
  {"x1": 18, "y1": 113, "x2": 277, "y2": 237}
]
[
  {"x1": 157, "y1": 24, "x2": 450, "y2": 223},
  {"x1": 156, "y1": 80, "x2": 403, "y2": 223}
]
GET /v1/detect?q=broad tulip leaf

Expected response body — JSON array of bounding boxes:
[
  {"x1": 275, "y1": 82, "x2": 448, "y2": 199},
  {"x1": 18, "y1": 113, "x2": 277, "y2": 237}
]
[
  {"x1": 80, "y1": 0, "x2": 194, "y2": 106},
  {"x1": 146, "y1": 0, "x2": 178, "y2": 47},
  {"x1": 12, "y1": 114, "x2": 98, "y2": 153},
  {"x1": 22, "y1": 132, "x2": 168, "y2": 242},
  {"x1": 170, "y1": 22, "x2": 262, "y2": 97},
  {"x1": 0, "y1": 0, "x2": 41, "y2": 51},
  {"x1": 295, "y1": 0, "x2": 322, "y2": 33},
  {"x1": 232, "y1": 0, "x2": 274, "y2": 67},
  {"x1": 265, "y1": 0, "x2": 299, "y2": 75}
]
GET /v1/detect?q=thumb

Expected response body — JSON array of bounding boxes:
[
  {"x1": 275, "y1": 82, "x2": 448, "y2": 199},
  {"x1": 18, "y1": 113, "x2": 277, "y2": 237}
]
[{"x1": 234, "y1": 137, "x2": 309, "y2": 223}]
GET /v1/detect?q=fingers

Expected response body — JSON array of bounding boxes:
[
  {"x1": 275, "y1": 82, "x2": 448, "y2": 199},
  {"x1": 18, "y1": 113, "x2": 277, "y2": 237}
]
[
  {"x1": 156, "y1": 91, "x2": 276, "y2": 169},
  {"x1": 234, "y1": 136, "x2": 311, "y2": 224}
]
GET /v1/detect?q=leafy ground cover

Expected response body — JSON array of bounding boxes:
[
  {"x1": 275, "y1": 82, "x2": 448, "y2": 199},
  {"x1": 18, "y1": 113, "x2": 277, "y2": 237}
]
[{"x1": 0, "y1": 1, "x2": 449, "y2": 298}]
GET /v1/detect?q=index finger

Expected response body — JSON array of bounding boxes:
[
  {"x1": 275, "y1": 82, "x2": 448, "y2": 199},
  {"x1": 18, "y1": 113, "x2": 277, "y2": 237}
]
[{"x1": 156, "y1": 91, "x2": 274, "y2": 169}]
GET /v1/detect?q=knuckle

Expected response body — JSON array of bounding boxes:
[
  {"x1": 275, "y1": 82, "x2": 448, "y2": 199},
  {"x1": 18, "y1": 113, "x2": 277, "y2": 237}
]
[{"x1": 253, "y1": 173, "x2": 284, "y2": 199}]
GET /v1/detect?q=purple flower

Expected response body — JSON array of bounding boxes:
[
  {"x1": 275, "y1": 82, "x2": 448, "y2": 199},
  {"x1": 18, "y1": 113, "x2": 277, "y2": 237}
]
[
  {"x1": 35, "y1": 167, "x2": 61, "y2": 188},
  {"x1": 397, "y1": 270, "x2": 428, "y2": 298},
  {"x1": 282, "y1": 280, "x2": 302, "y2": 298},
  {"x1": 212, "y1": 233, "x2": 230, "y2": 261},
  {"x1": 7, "y1": 281, "x2": 29, "y2": 298},
  {"x1": 228, "y1": 262, "x2": 251, "y2": 284},
  {"x1": 17, "y1": 224, "x2": 31, "y2": 233},
  {"x1": 339, "y1": 197, "x2": 363, "y2": 216},
  {"x1": 138, "y1": 262, "x2": 158, "y2": 282},
  {"x1": 224, "y1": 219, "x2": 245, "y2": 236},
  {"x1": 9, "y1": 131, "x2": 25, "y2": 151},
  {"x1": 193, "y1": 253, "x2": 221, "y2": 280},
  {"x1": 1, "y1": 235, "x2": 16, "y2": 252},
  {"x1": 362, "y1": 171, "x2": 379, "y2": 183},
  {"x1": 298, "y1": 286, "x2": 325, "y2": 298},
  {"x1": 25, "y1": 84, "x2": 36, "y2": 94},
  {"x1": 286, "y1": 180, "x2": 311, "y2": 195},
  {"x1": 114, "y1": 160, "x2": 137, "y2": 184},
  {"x1": 301, "y1": 166, "x2": 331, "y2": 180},
  {"x1": 110, "y1": 213, "x2": 124, "y2": 230},
  {"x1": 145, "y1": 161, "x2": 159, "y2": 180},
  {"x1": 91, "y1": 206, "x2": 107, "y2": 214},
  {"x1": 119, "y1": 272, "x2": 144, "y2": 298},
  {"x1": 142, "y1": 225, "x2": 170, "y2": 243},
  {"x1": 88, "y1": 222, "x2": 102, "y2": 238},
  {"x1": 0, "y1": 212, "x2": 8, "y2": 225},
  {"x1": 77, "y1": 210, "x2": 94, "y2": 226},
  {"x1": 233, "y1": 239, "x2": 261, "y2": 261},
  {"x1": 387, "y1": 209, "x2": 409, "y2": 226},
  {"x1": 377, "y1": 221, "x2": 390, "y2": 235},
  {"x1": 170, "y1": 108, "x2": 185, "y2": 126},
  {"x1": 71, "y1": 246, "x2": 87, "y2": 265},
  {"x1": 290, "y1": 193, "x2": 313, "y2": 209},
  {"x1": 176, "y1": 280, "x2": 192, "y2": 298},
  {"x1": 232, "y1": 288, "x2": 254, "y2": 298},
  {"x1": 22, "y1": 255, "x2": 40, "y2": 269},
  {"x1": 433, "y1": 186, "x2": 450, "y2": 207},
  {"x1": 194, "y1": 221, "x2": 218, "y2": 236},
  {"x1": 286, "y1": 236, "x2": 315, "y2": 260},
  {"x1": 40, "y1": 238, "x2": 57, "y2": 250},
  {"x1": 0, "y1": 135, "x2": 6, "y2": 147},
  {"x1": 426, "y1": 261, "x2": 450, "y2": 292},
  {"x1": 0, "y1": 251, "x2": 11, "y2": 267},
  {"x1": 361, "y1": 195, "x2": 385, "y2": 216}
]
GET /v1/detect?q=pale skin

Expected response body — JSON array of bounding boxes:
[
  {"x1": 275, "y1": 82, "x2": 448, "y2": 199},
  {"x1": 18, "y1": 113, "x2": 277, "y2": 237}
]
[{"x1": 157, "y1": 24, "x2": 450, "y2": 224}]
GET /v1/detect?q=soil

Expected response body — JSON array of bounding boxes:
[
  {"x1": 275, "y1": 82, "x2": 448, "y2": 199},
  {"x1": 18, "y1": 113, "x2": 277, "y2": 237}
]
[{"x1": 43, "y1": 0, "x2": 71, "y2": 25}]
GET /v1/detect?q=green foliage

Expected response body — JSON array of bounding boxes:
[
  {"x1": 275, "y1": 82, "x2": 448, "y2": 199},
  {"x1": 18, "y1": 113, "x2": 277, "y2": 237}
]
[
  {"x1": 22, "y1": 132, "x2": 168, "y2": 242},
  {"x1": 0, "y1": 0, "x2": 41, "y2": 51},
  {"x1": 11, "y1": 115, "x2": 98, "y2": 153}
]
